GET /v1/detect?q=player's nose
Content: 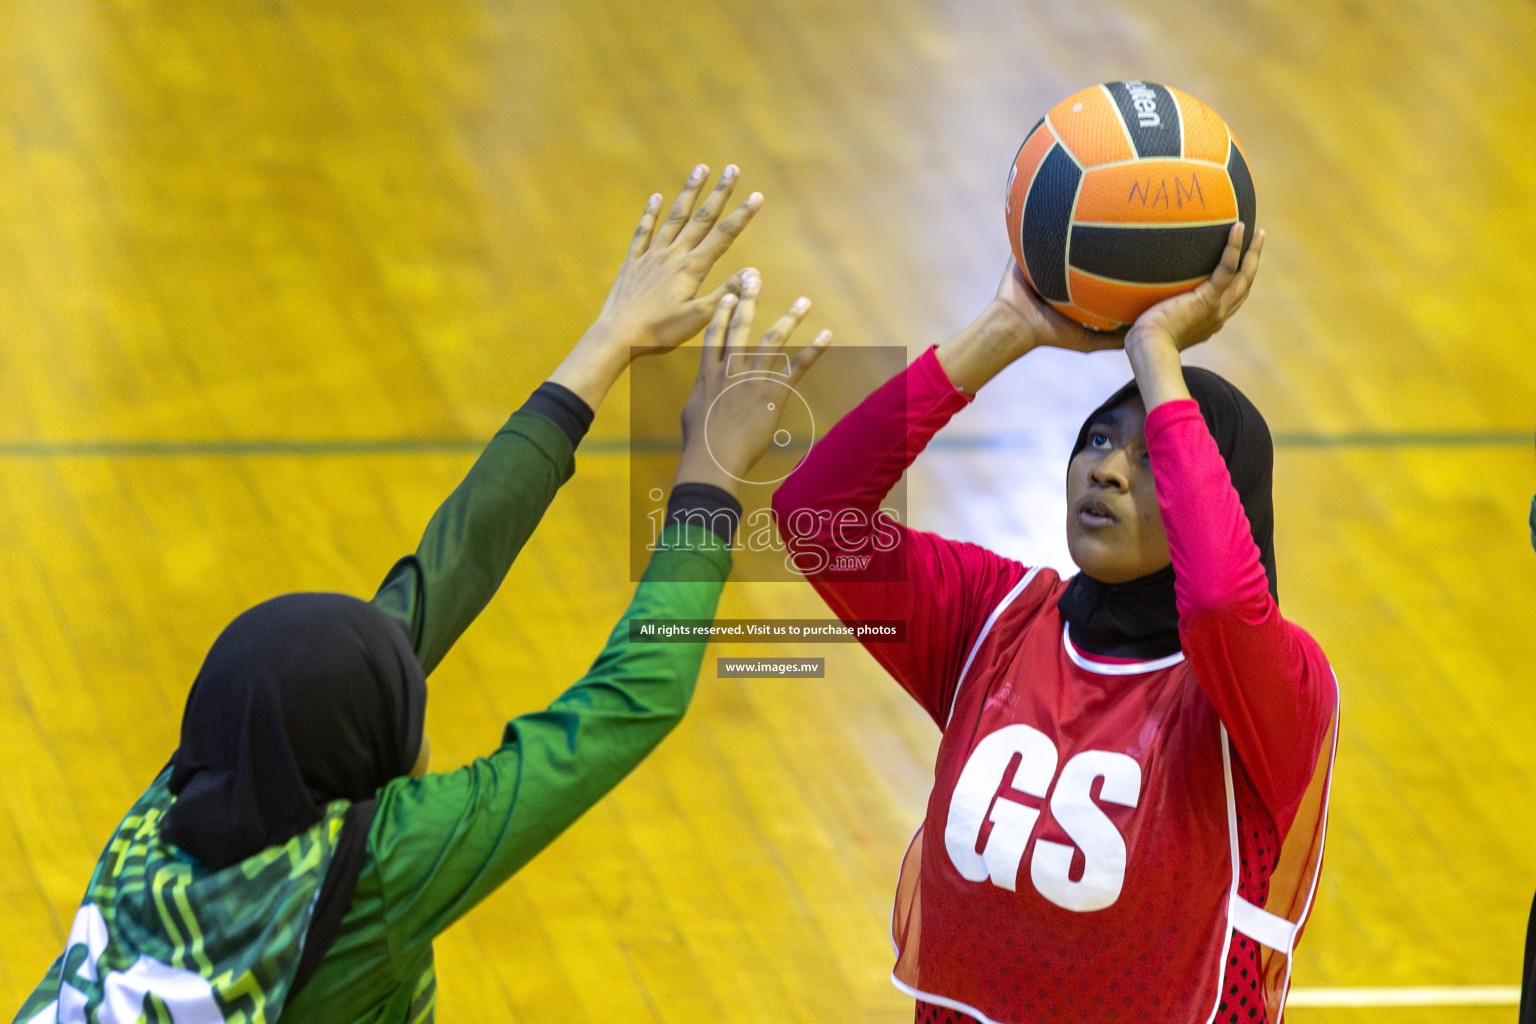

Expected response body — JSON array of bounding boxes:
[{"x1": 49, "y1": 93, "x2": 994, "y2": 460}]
[{"x1": 1089, "y1": 449, "x2": 1131, "y2": 490}]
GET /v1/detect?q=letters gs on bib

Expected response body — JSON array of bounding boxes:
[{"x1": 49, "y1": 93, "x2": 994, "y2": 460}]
[{"x1": 944, "y1": 724, "x2": 1141, "y2": 912}]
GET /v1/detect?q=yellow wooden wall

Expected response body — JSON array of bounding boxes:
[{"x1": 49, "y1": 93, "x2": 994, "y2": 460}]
[{"x1": 2, "y1": 1, "x2": 1534, "y2": 1021}]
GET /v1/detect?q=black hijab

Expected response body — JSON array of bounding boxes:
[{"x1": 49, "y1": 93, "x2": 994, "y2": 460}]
[
  {"x1": 161, "y1": 592, "x2": 426, "y2": 995},
  {"x1": 1056, "y1": 367, "x2": 1276, "y2": 659}
]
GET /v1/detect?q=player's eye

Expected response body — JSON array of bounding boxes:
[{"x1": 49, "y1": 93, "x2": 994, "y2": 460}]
[{"x1": 1088, "y1": 432, "x2": 1112, "y2": 449}]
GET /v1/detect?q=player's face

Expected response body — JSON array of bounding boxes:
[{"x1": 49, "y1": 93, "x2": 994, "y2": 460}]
[{"x1": 1065, "y1": 397, "x2": 1172, "y2": 584}]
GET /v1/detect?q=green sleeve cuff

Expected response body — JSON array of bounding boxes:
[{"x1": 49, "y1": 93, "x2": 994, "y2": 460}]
[
  {"x1": 496, "y1": 405, "x2": 578, "y2": 482},
  {"x1": 645, "y1": 521, "x2": 733, "y2": 583}
]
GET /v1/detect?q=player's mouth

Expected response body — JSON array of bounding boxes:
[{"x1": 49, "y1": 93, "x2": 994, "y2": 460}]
[{"x1": 1076, "y1": 497, "x2": 1119, "y2": 527}]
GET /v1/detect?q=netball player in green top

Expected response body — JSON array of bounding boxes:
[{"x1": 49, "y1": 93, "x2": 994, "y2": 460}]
[{"x1": 13, "y1": 165, "x2": 830, "y2": 1024}]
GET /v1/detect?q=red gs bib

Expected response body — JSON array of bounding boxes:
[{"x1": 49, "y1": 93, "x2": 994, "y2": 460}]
[{"x1": 891, "y1": 569, "x2": 1335, "y2": 1024}]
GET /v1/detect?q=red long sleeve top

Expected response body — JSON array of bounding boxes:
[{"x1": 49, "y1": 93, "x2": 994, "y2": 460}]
[{"x1": 771, "y1": 347, "x2": 1338, "y2": 1024}]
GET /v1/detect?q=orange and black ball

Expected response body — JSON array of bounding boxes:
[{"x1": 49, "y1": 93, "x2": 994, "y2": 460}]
[{"x1": 1005, "y1": 81, "x2": 1256, "y2": 330}]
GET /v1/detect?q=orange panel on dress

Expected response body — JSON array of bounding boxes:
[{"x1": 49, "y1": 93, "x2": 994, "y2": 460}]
[
  {"x1": 1075, "y1": 161, "x2": 1237, "y2": 225},
  {"x1": 1168, "y1": 86, "x2": 1231, "y2": 163},
  {"x1": 1068, "y1": 269, "x2": 1203, "y2": 325},
  {"x1": 1046, "y1": 85, "x2": 1134, "y2": 168}
]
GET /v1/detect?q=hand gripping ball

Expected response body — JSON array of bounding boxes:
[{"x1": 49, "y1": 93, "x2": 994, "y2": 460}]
[{"x1": 1005, "y1": 81, "x2": 1256, "y2": 330}]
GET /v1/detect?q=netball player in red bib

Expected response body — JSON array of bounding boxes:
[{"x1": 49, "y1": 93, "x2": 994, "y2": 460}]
[{"x1": 771, "y1": 225, "x2": 1338, "y2": 1024}]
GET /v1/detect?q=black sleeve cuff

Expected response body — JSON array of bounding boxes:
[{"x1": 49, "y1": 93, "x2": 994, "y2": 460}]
[
  {"x1": 521, "y1": 382, "x2": 595, "y2": 448},
  {"x1": 666, "y1": 483, "x2": 742, "y2": 546}
]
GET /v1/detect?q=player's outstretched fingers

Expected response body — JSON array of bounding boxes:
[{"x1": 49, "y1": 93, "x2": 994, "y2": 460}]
[
  {"x1": 1180, "y1": 223, "x2": 1246, "y2": 325},
  {"x1": 626, "y1": 193, "x2": 664, "y2": 260},
  {"x1": 725, "y1": 270, "x2": 761, "y2": 351},
  {"x1": 1226, "y1": 228, "x2": 1265, "y2": 312},
  {"x1": 1199, "y1": 223, "x2": 1246, "y2": 306},
  {"x1": 700, "y1": 291, "x2": 739, "y2": 370},
  {"x1": 787, "y1": 329, "x2": 833, "y2": 385},
  {"x1": 755, "y1": 296, "x2": 810, "y2": 357},
  {"x1": 692, "y1": 190, "x2": 764, "y2": 268},
  {"x1": 1244, "y1": 227, "x2": 1267, "y2": 273},
  {"x1": 1204, "y1": 225, "x2": 1265, "y2": 322},
  {"x1": 654, "y1": 164, "x2": 709, "y2": 248},
  {"x1": 675, "y1": 165, "x2": 739, "y2": 249},
  {"x1": 694, "y1": 267, "x2": 749, "y2": 315}
]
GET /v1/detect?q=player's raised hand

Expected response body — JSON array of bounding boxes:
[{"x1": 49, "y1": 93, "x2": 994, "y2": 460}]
[
  {"x1": 594, "y1": 163, "x2": 763, "y2": 353},
  {"x1": 1126, "y1": 222, "x2": 1265, "y2": 355},
  {"x1": 675, "y1": 270, "x2": 832, "y2": 498},
  {"x1": 993, "y1": 257, "x2": 1126, "y2": 355},
  {"x1": 549, "y1": 164, "x2": 763, "y2": 410},
  {"x1": 1121, "y1": 223, "x2": 1266, "y2": 410},
  {"x1": 936, "y1": 257, "x2": 1126, "y2": 396}
]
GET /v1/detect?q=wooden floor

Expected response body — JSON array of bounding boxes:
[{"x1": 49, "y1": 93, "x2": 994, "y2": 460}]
[{"x1": 3, "y1": 0, "x2": 1536, "y2": 1020}]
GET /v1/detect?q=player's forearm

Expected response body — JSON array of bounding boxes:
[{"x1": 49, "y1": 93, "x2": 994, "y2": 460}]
[
  {"x1": 772, "y1": 346, "x2": 968, "y2": 552},
  {"x1": 1148, "y1": 400, "x2": 1332, "y2": 817},
  {"x1": 367, "y1": 524, "x2": 731, "y2": 948},
  {"x1": 545, "y1": 323, "x2": 635, "y2": 411},
  {"x1": 496, "y1": 530, "x2": 732, "y2": 851},
  {"x1": 674, "y1": 448, "x2": 741, "y2": 501},
  {"x1": 371, "y1": 398, "x2": 579, "y2": 675},
  {"x1": 933, "y1": 300, "x2": 1037, "y2": 394},
  {"x1": 506, "y1": 525, "x2": 732, "y2": 854},
  {"x1": 1146, "y1": 400, "x2": 1268, "y2": 618},
  {"x1": 555, "y1": 522, "x2": 731, "y2": 716},
  {"x1": 1124, "y1": 331, "x2": 1191, "y2": 410}
]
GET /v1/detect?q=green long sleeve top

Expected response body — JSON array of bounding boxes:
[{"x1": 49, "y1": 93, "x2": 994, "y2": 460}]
[{"x1": 275, "y1": 405, "x2": 731, "y2": 1024}]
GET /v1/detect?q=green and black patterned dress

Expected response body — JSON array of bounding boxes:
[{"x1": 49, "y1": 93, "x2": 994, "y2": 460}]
[{"x1": 15, "y1": 399, "x2": 730, "y2": 1024}]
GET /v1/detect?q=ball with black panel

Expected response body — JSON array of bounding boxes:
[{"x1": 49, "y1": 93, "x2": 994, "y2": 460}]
[{"x1": 1005, "y1": 81, "x2": 1256, "y2": 330}]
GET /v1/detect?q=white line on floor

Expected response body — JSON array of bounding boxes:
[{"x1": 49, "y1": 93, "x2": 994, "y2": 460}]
[{"x1": 1288, "y1": 986, "x2": 1520, "y2": 1007}]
